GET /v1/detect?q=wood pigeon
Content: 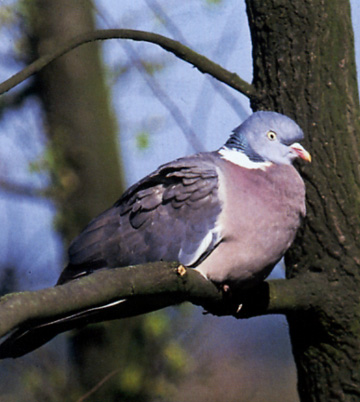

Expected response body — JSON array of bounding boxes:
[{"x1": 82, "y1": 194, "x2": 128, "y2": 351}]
[{"x1": 0, "y1": 111, "x2": 310, "y2": 358}]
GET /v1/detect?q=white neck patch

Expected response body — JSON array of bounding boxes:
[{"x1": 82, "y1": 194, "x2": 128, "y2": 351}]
[{"x1": 218, "y1": 147, "x2": 272, "y2": 170}]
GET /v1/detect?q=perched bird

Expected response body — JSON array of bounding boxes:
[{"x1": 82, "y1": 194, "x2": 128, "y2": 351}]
[{"x1": 0, "y1": 111, "x2": 310, "y2": 358}]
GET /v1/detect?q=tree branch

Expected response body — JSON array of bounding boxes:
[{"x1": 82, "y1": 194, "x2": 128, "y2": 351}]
[
  {"x1": 0, "y1": 262, "x2": 323, "y2": 340},
  {"x1": 0, "y1": 29, "x2": 256, "y2": 99},
  {"x1": 0, "y1": 178, "x2": 44, "y2": 199}
]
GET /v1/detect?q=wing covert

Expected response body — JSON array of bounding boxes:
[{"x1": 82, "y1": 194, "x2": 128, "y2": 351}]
[{"x1": 58, "y1": 152, "x2": 223, "y2": 284}]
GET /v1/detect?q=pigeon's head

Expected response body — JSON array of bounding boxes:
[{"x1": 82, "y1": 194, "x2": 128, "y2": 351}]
[{"x1": 225, "y1": 111, "x2": 311, "y2": 165}]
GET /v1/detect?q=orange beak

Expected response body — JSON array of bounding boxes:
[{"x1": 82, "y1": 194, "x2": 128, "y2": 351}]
[{"x1": 290, "y1": 143, "x2": 312, "y2": 162}]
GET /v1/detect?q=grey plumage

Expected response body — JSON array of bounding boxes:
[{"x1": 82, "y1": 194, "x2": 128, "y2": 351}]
[
  {"x1": 60, "y1": 153, "x2": 222, "y2": 284},
  {"x1": 0, "y1": 111, "x2": 310, "y2": 358}
]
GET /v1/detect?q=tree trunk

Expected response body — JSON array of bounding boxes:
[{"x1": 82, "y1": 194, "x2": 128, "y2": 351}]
[
  {"x1": 27, "y1": 0, "x2": 124, "y2": 240},
  {"x1": 245, "y1": 0, "x2": 360, "y2": 400},
  {"x1": 26, "y1": 1, "x2": 141, "y2": 400},
  {"x1": 26, "y1": 3, "x2": 180, "y2": 400}
]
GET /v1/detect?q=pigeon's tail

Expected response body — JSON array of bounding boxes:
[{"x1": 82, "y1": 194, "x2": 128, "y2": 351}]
[
  {"x1": 0, "y1": 314, "x2": 87, "y2": 359},
  {"x1": 0, "y1": 296, "x2": 170, "y2": 359},
  {"x1": 0, "y1": 299, "x2": 125, "y2": 359}
]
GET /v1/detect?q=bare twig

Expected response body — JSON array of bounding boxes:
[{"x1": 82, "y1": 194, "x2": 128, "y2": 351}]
[
  {"x1": 121, "y1": 41, "x2": 204, "y2": 152},
  {"x1": 144, "y1": 0, "x2": 249, "y2": 119},
  {"x1": 76, "y1": 369, "x2": 120, "y2": 402},
  {"x1": 93, "y1": 9, "x2": 204, "y2": 152},
  {"x1": 0, "y1": 29, "x2": 256, "y2": 99},
  {"x1": 0, "y1": 178, "x2": 45, "y2": 199}
]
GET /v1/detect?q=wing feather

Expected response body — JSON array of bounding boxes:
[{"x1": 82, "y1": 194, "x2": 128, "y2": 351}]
[{"x1": 58, "y1": 152, "x2": 223, "y2": 284}]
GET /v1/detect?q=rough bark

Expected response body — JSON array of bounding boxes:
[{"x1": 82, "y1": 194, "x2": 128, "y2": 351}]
[
  {"x1": 0, "y1": 264, "x2": 327, "y2": 342},
  {"x1": 245, "y1": 0, "x2": 360, "y2": 400}
]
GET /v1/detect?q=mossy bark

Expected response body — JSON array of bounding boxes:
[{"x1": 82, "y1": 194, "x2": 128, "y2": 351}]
[{"x1": 245, "y1": 0, "x2": 360, "y2": 400}]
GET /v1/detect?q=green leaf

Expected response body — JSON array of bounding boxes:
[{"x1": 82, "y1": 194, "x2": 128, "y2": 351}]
[{"x1": 136, "y1": 131, "x2": 150, "y2": 150}]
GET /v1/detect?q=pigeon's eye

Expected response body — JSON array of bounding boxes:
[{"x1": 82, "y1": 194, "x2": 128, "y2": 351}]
[{"x1": 267, "y1": 131, "x2": 277, "y2": 141}]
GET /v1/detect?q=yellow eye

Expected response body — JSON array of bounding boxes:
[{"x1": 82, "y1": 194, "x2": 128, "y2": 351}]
[{"x1": 267, "y1": 131, "x2": 277, "y2": 141}]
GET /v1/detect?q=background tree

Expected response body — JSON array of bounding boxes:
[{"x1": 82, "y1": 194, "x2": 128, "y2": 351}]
[
  {"x1": 25, "y1": 1, "x2": 135, "y2": 400},
  {"x1": 23, "y1": 1, "x2": 186, "y2": 401}
]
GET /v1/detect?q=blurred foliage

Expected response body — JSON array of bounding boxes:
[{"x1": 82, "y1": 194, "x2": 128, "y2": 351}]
[
  {"x1": 29, "y1": 140, "x2": 79, "y2": 202},
  {"x1": 68, "y1": 310, "x2": 190, "y2": 401},
  {"x1": 141, "y1": 60, "x2": 165, "y2": 75},
  {"x1": 136, "y1": 130, "x2": 150, "y2": 150},
  {"x1": 0, "y1": 4, "x2": 15, "y2": 26},
  {"x1": 23, "y1": 363, "x2": 66, "y2": 401},
  {"x1": 205, "y1": 0, "x2": 223, "y2": 4}
]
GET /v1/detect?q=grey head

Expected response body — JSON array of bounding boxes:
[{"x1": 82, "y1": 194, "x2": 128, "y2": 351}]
[{"x1": 225, "y1": 111, "x2": 311, "y2": 165}]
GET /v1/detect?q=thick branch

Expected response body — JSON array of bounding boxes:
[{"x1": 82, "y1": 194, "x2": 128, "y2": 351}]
[
  {"x1": 0, "y1": 262, "x2": 323, "y2": 340},
  {"x1": 0, "y1": 29, "x2": 256, "y2": 99}
]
